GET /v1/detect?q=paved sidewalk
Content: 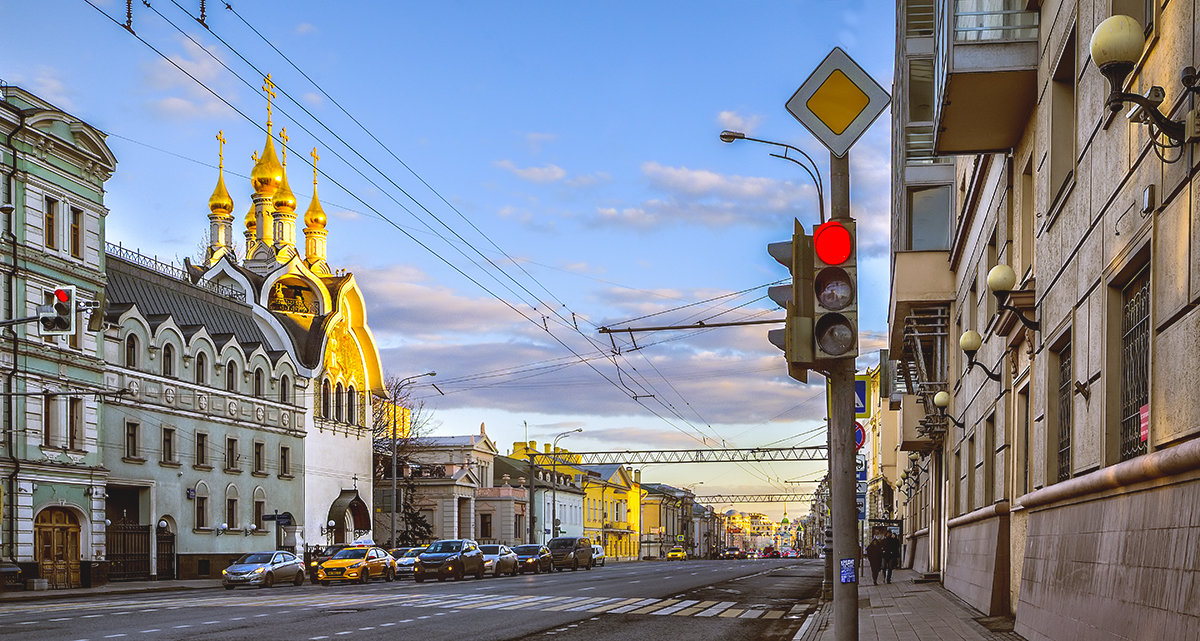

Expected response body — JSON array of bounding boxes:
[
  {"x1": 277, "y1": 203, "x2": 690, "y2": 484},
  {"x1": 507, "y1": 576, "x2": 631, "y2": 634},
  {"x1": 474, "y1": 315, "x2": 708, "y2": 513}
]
[
  {"x1": 0, "y1": 579, "x2": 222, "y2": 602},
  {"x1": 800, "y1": 569, "x2": 1026, "y2": 641}
]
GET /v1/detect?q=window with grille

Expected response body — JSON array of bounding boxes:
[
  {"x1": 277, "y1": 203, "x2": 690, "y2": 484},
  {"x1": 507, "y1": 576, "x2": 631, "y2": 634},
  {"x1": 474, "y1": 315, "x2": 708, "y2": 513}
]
[
  {"x1": 1056, "y1": 344, "x2": 1072, "y2": 482},
  {"x1": 1119, "y1": 267, "x2": 1150, "y2": 461}
]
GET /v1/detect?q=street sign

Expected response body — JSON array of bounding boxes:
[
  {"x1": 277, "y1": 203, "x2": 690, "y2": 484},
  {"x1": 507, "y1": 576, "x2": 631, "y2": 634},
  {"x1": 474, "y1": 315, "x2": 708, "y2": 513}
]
[
  {"x1": 785, "y1": 47, "x2": 891, "y2": 158},
  {"x1": 855, "y1": 455, "x2": 866, "y2": 472},
  {"x1": 855, "y1": 494, "x2": 867, "y2": 520},
  {"x1": 854, "y1": 422, "x2": 865, "y2": 451},
  {"x1": 856, "y1": 468, "x2": 867, "y2": 482},
  {"x1": 856, "y1": 481, "x2": 868, "y2": 495},
  {"x1": 854, "y1": 376, "x2": 870, "y2": 418}
]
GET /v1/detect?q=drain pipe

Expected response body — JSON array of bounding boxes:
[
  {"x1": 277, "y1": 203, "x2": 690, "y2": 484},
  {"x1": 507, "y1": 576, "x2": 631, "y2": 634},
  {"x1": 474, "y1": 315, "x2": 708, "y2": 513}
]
[{"x1": 2, "y1": 102, "x2": 27, "y2": 564}]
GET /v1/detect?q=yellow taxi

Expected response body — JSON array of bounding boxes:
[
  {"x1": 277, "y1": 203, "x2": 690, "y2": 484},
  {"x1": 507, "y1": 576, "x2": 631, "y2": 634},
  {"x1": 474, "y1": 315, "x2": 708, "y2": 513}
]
[
  {"x1": 667, "y1": 546, "x2": 686, "y2": 560},
  {"x1": 317, "y1": 545, "x2": 396, "y2": 585}
]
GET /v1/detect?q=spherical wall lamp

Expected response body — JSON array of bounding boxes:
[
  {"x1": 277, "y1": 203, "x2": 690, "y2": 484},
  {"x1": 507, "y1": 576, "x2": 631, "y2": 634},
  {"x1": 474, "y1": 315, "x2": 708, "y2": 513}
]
[
  {"x1": 1089, "y1": 15, "x2": 1146, "y2": 111},
  {"x1": 933, "y1": 391, "x2": 951, "y2": 410},
  {"x1": 959, "y1": 330, "x2": 983, "y2": 357},
  {"x1": 986, "y1": 264, "x2": 1017, "y2": 295}
]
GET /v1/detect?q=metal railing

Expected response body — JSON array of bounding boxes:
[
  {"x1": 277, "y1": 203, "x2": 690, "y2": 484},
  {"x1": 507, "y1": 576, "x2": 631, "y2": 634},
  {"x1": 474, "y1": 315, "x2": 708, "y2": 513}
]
[
  {"x1": 904, "y1": 122, "x2": 949, "y2": 165},
  {"x1": 953, "y1": 0, "x2": 1037, "y2": 42},
  {"x1": 106, "y1": 242, "x2": 246, "y2": 302}
]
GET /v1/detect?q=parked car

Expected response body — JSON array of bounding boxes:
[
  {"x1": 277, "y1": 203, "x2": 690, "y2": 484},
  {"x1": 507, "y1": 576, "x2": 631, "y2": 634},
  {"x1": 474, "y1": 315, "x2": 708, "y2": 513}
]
[
  {"x1": 547, "y1": 536, "x2": 593, "y2": 571},
  {"x1": 747, "y1": 550, "x2": 762, "y2": 559},
  {"x1": 512, "y1": 544, "x2": 553, "y2": 574},
  {"x1": 308, "y1": 543, "x2": 350, "y2": 580},
  {"x1": 222, "y1": 551, "x2": 306, "y2": 589},
  {"x1": 719, "y1": 546, "x2": 744, "y2": 559},
  {"x1": 666, "y1": 546, "x2": 686, "y2": 560},
  {"x1": 317, "y1": 545, "x2": 396, "y2": 585},
  {"x1": 389, "y1": 547, "x2": 416, "y2": 560},
  {"x1": 414, "y1": 539, "x2": 485, "y2": 582},
  {"x1": 480, "y1": 544, "x2": 519, "y2": 577},
  {"x1": 590, "y1": 544, "x2": 606, "y2": 567},
  {"x1": 394, "y1": 547, "x2": 424, "y2": 578}
]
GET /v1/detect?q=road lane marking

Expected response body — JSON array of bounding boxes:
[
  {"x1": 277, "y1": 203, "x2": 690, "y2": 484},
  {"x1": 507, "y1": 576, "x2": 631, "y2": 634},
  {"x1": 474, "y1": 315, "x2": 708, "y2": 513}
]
[
  {"x1": 609, "y1": 598, "x2": 660, "y2": 614},
  {"x1": 738, "y1": 609, "x2": 764, "y2": 619},
  {"x1": 718, "y1": 609, "x2": 744, "y2": 618},
  {"x1": 762, "y1": 610, "x2": 785, "y2": 619},
  {"x1": 652, "y1": 599, "x2": 699, "y2": 615},
  {"x1": 631, "y1": 599, "x2": 678, "y2": 615},
  {"x1": 588, "y1": 598, "x2": 642, "y2": 613}
]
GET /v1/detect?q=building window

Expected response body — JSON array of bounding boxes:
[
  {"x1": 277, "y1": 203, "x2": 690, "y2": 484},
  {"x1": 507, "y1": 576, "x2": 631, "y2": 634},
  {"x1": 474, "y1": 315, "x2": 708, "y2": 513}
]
[
  {"x1": 1054, "y1": 341, "x2": 1073, "y2": 483},
  {"x1": 254, "y1": 368, "x2": 264, "y2": 398},
  {"x1": 125, "y1": 421, "x2": 140, "y2": 459},
  {"x1": 1113, "y1": 0, "x2": 1155, "y2": 36},
  {"x1": 225, "y1": 361, "x2": 237, "y2": 392},
  {"x1": 1018, "y1": 385, "x2": 1031, "y2": 495},
  {"x1": 279, "y1": 375, "x2": 290, "y2": 404},
  {"x1": 279, "y1": 445, "x2": 291, "y2": 476},
  {"x1": 162, "y1": 344, "x2": 175, "y2": 378},
  {"x1": 254, "y1": 491, "x2": 267, "y2": 531},
  {"x1": 321, "y1": 379, "x2": 331, "y2": 418},
  {"x1": 226, "y1": 495, "x2": 239, "y2": 530},
  {"x1": 125, "y1": 335, "x2": 138, "y2": 368},
  {"x1": 904, "y1": 185, "x2": 951, "y2": 250},
  {"x1": 69, "y1": 207, "x2": 83, "y2": 258},
  {"x1": 335, "y1": 382, "x2": 344, "y2": 422},
  {"x1": 195, "y1": 352, "x2": 208, "y2": 385},
  {"x1": 68, "y1": 397, "x2": 82, "y2": 450},
  {"x1": 162, "y1": 427, "x2": 176, "y2": 463},
  {"x1": 1049, "y1": 29, "x2": 1076, "y2": 209},
  {"x1": 195, "y1": 485, "x2": 209, "y2": 529},
  {"x1": 253, "y1": 442, "x2": 265, "y2": 474},
  {"x1": 43, "y1": 394, "x2": 56, "y2": 447},
  {"x1": 196, "y1": 432, "x2": 209, "y2": 467},
  {"x1": 480, "y1": 513, "x2": 492, "y2": 540},
  {"x1": 44, "y1": 196, "x2": 57, "y2": 249},
  {"x1": 225, "y1": 437, "x2": 239, "y2": 471},
  {"x1": 1119, "y1": 267, "x2": 1150, "y2": 461},
  {"x1": 347, "y1": 386, "x2": 357, "y2": 425}
]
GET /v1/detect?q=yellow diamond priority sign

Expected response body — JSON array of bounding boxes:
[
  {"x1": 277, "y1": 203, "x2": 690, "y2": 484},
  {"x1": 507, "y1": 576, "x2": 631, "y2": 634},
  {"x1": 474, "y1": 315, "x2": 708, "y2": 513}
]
[{"x1": 786, "y1": 47, "x2": 890, "y2": 158}]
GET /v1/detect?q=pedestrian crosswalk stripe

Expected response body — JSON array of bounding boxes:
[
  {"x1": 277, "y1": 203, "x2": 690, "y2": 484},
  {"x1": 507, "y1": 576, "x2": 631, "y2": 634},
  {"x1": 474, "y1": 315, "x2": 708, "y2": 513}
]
[
  {"x1": 568, "y1": 597, "x2": 621, "y2": 611},
  {"x1": 652, "y1": 599, "x2": 698, "y2": 615},
  {"x1": 738, "y1": 609, "x2": 764, "y2": 619},
  {"x1": 499, "y1": 595, "x2": 556, "y2": 609},
  {"x1": 609, "y1": 598, "x2": 660, "y2": 614},
  {"x1": 630, "y1": 598, "x2": 678, "y2": 615},
  {"x1": 718, "y1": 608, "x2": 744, "y2": 618},
  {"x1": 544, "y1": 596, "x2": 603, "y2": 611},
  {"x1": 588, "y1": 597, "x2": 642, "y2": 613},
  {"x1": 695, "y1": 601, "x2": 736, "y2": 617},
  {"x1": 761, "y1": 610, "x2": 785, "y2": 619}
]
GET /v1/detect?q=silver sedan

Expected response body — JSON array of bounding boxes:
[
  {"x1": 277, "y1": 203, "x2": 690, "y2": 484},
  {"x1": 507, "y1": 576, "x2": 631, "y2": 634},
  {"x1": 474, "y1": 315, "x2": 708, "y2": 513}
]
[
  {"x1": 479, "y1": 544, "x2": 519, "y2": 577},
  {"x1": 222, "y1": 551, "x2": 306, "y2": 589}
]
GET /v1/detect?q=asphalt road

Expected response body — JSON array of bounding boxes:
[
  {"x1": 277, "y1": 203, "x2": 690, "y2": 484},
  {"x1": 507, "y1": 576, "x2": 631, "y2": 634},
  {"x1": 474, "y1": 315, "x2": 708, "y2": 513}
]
[{"x1": 0, "y1": 559, "x2": 825, "y2": 641}]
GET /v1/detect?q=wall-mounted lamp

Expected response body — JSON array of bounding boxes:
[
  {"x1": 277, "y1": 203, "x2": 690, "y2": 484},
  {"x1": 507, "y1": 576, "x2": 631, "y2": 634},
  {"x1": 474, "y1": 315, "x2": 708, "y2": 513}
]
[
  {"x1": 244, "y1": 524, "x2": 257, "y2": 536},
  {"x1": 319, "y1": 519, "x2": 338, "y2": 538},
  {"x1": 986, "y1": 265, "x2": 1040, "y2": 331},
  {"x1": 932, "y1": 391, "x2": 966, "y2": 429},
  {"x1": 103, "y1": 519, "x2": 112, "y2": 527},
  {"x1": 216, "y1": 522, "x2": 229, "y2": 536},
  {"x1": 1090, "y1": 15, "x2": 1198, "y2": 146},
  {"x1": 158, "y1": 519, "x2": 168, "y2": 530},
  {"x1": 959, "y1": 331, "x2": 1002, "y2": 382}
]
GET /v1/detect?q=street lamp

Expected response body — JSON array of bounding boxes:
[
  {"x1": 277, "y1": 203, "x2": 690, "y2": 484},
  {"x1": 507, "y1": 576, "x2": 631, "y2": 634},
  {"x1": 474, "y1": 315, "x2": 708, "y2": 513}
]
[
  {"x1": 958, "y1": 330, "x2": 1002, "y2": 382},
  {"x1": 719, "y1": 130, "x2": 826, "y2": 223},
  {"x1": 931, "y1": 391, "x2": 965, "y2": 430},
  {"x1": 391, "y1": 371, "x2": 437, "y2": 547},
  {"x1": 550, "y1": 428, "x2": 582, "y2": 539}
]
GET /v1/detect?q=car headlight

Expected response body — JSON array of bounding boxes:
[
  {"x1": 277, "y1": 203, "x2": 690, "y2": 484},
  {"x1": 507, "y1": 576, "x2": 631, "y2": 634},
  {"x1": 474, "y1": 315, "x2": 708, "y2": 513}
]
[
  {"x1": 311, "y1": 561, "x2": 318, "y2": 567},
  {"x1": 252, "y1": 567, "x2": 265, "y2": 574},
  {"x1": 222, "y1": 569, "x2": 229, "y2": 575}
]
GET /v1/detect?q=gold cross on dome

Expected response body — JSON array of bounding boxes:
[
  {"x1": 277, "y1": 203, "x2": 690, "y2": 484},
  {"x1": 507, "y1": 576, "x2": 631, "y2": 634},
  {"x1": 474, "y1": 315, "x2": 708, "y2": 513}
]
[
  {"x1": 310, "y1": 147, "x2": 320, "y2": 186},
  {"x1": 280, "y1": 127, "x2": 289, "y2": 166},
  {"x1": 216, "y1": 130, "x2": 226, "y2": 170},
  {"x1": 252, "y1": 151, "x2": 258, "y2": 164},
  {"x1": 262, "y1": 73, "x2": 277, "y2": 128}
]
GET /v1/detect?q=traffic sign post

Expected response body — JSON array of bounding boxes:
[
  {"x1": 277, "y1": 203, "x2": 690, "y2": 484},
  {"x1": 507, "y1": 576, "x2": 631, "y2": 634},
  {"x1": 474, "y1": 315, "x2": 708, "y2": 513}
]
[{"x1": 786, "y1": 47, "x2": 889, "y2": 641}]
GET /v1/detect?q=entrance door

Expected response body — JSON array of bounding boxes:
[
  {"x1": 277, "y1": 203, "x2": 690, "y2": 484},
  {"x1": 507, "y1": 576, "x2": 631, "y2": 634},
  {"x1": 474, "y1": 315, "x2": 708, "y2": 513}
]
[{"x1": 35, "y1": 508, "x2": 82, "y2": 588}]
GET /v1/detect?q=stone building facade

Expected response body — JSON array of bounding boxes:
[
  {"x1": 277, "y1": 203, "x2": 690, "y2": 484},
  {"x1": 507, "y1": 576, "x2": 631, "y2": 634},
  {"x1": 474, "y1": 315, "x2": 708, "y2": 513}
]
[{"x1": 888, "y1": 1, "x2": 1200, "y2": 638}]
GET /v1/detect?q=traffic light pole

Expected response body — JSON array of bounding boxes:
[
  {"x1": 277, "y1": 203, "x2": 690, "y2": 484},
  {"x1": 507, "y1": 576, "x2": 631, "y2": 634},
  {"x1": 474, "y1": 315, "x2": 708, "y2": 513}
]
[{"x1": 827, "y1": 151, "x2": 859, "y2": 641}]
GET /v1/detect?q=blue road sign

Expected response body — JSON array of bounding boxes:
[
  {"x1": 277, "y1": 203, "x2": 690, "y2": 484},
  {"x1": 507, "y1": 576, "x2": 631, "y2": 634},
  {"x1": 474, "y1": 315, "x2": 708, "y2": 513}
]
[
  {"x1": 856, "y1": 494, "x2": 867, "y2": 520},
  {"x1": 854, "y1": 377, "x2": 868, "y2": 417}
]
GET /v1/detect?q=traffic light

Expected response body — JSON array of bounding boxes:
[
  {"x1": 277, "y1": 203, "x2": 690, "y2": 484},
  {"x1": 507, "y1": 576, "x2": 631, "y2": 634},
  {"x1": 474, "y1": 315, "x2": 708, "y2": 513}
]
[
  {"x1": 767, "y1": 219, "x2": 814, "y2": 382},
  {"x1": 38, "y1": 286, "x2": 76, "y2": 336},
  {"x1": 811, "y1": 220, "x2": 857, "y2": 360}
]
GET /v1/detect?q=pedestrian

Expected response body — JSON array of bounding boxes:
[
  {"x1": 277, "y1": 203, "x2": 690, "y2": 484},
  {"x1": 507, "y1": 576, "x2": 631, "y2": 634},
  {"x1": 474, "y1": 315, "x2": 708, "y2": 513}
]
[
  {"x1": 882, "y1": 530, "x2": 901, "y2": 583},
  {"x1": 866, "y1": 534, "x2": 884, "y2": 585}
]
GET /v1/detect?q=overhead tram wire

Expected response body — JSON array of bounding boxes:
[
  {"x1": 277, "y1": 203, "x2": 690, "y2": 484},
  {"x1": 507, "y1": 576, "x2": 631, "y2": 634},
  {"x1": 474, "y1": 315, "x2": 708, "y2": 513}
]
[{"x1": 80, "y1": 2, "x2": 646, "y2": 415}]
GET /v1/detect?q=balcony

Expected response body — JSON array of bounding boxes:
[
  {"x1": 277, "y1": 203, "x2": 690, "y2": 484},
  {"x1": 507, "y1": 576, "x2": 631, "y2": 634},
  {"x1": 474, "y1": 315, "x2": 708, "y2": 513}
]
[
  {"x1": 888, "y1": 251, "x2": 954, "y2": 356},
  {"x1": 933, "y1": 0, "x2": 1038, "y2": 153}
]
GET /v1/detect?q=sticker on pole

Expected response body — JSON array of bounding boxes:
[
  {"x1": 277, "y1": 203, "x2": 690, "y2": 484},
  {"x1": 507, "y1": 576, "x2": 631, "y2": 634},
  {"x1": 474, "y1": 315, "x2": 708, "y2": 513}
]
[
  {"x1": 786, "y1": 47, "x2": 891, "y2": 158},
  {"x1": 840, "y1": 558, "x2": 857, "y2": 583}
]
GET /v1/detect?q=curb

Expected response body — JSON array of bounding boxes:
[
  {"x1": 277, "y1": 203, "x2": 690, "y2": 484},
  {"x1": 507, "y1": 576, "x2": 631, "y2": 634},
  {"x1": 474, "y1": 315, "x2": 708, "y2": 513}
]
[{"x1": 0, "y1": 583, "x2": 224, "y2": 603}]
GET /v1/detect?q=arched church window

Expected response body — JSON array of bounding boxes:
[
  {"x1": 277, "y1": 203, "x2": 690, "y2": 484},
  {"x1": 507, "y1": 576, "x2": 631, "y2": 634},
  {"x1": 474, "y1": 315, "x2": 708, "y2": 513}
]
[
  {"x1": 254, "y1": 368, "x2": 264, "y2": 398},
  {"x1": 348, "y1": 385, "x2": 357, "y2": 426},
  {"x1": 163, "y1": 344, "x2": 175, "y2": 378},
  {"x1": 335, "y1": 382, "x2": 344, "y2": 422},
  {"x1": 321, "y1": 379, "x2": 331, "y2": 418},
  {"x1": 196, "y1": 352, "x2": 208, "y2": 385},
  {"x1": 125, "y1": 335, "x2": 138, "y2": 368},
  {"x1": 280, "y1": 375, "x2": 290, "y2": 404},
  {"x1": 226, "y1": 361, "x2": 237, "y2": 393}
]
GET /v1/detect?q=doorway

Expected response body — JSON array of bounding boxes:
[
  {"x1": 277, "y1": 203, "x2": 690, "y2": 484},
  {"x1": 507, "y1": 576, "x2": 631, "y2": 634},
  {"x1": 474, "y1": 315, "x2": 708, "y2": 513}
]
[{"x1": 35, "y1": 508, "x2": 82, "y2": 588}]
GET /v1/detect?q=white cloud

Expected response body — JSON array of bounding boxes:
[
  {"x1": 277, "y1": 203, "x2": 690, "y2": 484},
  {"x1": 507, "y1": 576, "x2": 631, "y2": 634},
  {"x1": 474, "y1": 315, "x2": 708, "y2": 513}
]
[
  {"x1": 301, "y1": 92, "x2": 324, "y2": 107},
  {"x1": 142, "y1": 36, "x2": 236, "y2": 121},
  {"x1": 296, "y1": 23, "x2": 317, "y2": 35},
  {"x1": 13, "y1": 66, "x2": 76, "y2": 112},
  {"x1": 717, "y1": 110, "x2": 763, "y2": 135},
  {"x1": 494, "y1": 159, "x2": 567, "y2": 183}
]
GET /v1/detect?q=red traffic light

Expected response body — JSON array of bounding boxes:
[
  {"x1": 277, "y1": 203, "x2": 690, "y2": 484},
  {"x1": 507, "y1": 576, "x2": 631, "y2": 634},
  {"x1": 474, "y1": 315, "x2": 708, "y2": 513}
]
[
  {"x1": 813, "y1": 221, "x2": 852, "y2": 266},
  {"x1": 54, "y1": 288, "x2": 70, "y2": 303}
]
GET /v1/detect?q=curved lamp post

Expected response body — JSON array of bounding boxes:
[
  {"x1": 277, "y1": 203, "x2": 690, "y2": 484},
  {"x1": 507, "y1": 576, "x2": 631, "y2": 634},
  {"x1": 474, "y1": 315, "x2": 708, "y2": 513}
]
[
  {"x1": 390, "y1": 371, "x2": 437, "y2": 547},
  {"x1": 959, "y1": 330, "x2": 1002, "y2": 382},
  {"x1": 719, "y1": 130, "x2": 826, "y2": 223},
  {"x1": 550, "y1": 428, "x2": 582, "y2": 539}
]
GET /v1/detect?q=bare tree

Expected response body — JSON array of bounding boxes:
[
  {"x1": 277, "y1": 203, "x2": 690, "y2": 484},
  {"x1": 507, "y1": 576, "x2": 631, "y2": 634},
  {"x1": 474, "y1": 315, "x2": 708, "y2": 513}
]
[{"x1": 371, "y1": 374, "x2": 437, "y2": 547}]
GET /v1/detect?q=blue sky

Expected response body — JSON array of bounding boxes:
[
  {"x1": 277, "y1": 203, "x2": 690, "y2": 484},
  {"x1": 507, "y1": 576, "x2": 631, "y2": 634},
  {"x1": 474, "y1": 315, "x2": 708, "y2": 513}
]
[{"x1": 3, "y1": 0, "x2": 896, "y2": 520}]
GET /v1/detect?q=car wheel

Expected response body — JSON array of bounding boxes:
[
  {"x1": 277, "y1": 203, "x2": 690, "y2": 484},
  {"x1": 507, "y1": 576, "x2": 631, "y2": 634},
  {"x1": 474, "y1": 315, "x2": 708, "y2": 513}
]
[
  {"x1": 572, "y1": 559, "x2": 578, "y2": 571},
  {"x1": 475, "y1": 563, "x2": 485, "y2": 580},
  {"x1": 223, "y1": 585, "x2": 236, "y2": 590},
  {"x1": 415, "y1": 575, "x2": 425, "y2": 583},
  {"x1": 510, "y1": 564, "x2": 519, "y2": 577},
  {"x1": 293, "y1": 571, "x2": 305, "y2": 586},
  {"x1": 385, "y1": 568, "x2": 395, "y2": 583},
  {"x1": 532, "y1": 564, "x2": 539, "y2": 575},
  {"x1": 493, "y1": 565, "x2": 503, "y2": 578},
  {"x1": 585, "y1": 559, "x2": 593, "y2": 570},
  {"x1": 320, "y1": 580, "x2": 330, "y2": 587},
  {"x1": 454, "y1": 566, "x2": 464, "y2": 581},
  {"x1": 262, "y1": 572, "x2": 275, "y2": 589}
]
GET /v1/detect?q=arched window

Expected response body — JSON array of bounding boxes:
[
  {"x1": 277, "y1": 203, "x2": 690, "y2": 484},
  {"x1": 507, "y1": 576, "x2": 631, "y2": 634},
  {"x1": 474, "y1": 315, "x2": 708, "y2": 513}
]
[
  {"x1": 162, "y1": 344, "x2": 175, "y2": 378},
  {"x1": 253, "y1": 487, "x2": 268, "y2": 532},
  {"x1": 224, "y1": 485, "x2": 240, "y2": 530},
  {"x1": 347, "y1": 385, "x2": 357, "y2": 426},
  {"x1": 321, "y1": 379, "x2": 331, "y2": 418},
  {"x1": 279, "y1": 375, "x2": 290, "y2": 404},
  {"x1": 254, "y1": 368, "x2": 264, "y2": 398},
  {"x1": 225, "y1": 361, "x2": 237, "y2": 392},
  {"x1": 194, "y1": 482, "x2": 210, "y2": 529},
  {"x1": 125, "y1": 335, "x2": 138, "y2": 368},
  {"x1": 195, "y1": 352, "x2": 208, "y2": 385},
  {"x1": 334, "y1": 382, "x2": 344, "y2": 422}
]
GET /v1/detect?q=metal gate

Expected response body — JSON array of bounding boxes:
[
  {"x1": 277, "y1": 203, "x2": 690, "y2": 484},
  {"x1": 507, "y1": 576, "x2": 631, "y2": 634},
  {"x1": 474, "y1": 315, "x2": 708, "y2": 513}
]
[
  {"x1": 156, "y1": 527, "x2": 176, "y2": 580},
  {"x1": 106, "y1": 521, "x2": 151, "y2": 581}
]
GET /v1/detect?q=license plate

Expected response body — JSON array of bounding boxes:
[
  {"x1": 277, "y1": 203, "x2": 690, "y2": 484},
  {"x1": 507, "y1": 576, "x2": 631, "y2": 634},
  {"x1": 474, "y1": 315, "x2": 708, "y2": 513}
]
[{"x1": 326, "y1": 568, "x2": 343, "y2": 576}]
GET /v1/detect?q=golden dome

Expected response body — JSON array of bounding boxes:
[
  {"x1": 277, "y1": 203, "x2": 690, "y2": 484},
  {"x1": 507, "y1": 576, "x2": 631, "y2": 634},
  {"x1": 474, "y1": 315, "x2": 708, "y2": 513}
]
[
  {"x1": 251, "y1": 134, "x2": 283, "y2": 197},
  {"x1": 244, "y1": 200, "x2": 256, "y2": 231},
  {"x1": 304, "y1": 188, "x2": 327, "y2": 230},
  {"x1": 274, "y1": 167, "x2": 297, "y2": 212},
  {"x1": 208, "y1": 171, "x2": 234, "y2": 216}
]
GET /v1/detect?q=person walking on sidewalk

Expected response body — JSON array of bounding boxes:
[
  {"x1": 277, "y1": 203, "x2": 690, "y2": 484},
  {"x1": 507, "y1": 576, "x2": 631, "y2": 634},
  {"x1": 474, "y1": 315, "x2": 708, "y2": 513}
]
[
  {"x1": 882, "y1": 530, "x2": 901, "y2": 584},
  {"x1": 866, "y1": 534, "x2": 884, "y2": 585}
]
